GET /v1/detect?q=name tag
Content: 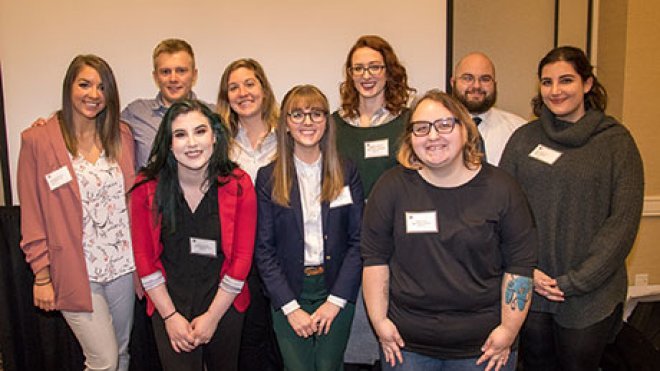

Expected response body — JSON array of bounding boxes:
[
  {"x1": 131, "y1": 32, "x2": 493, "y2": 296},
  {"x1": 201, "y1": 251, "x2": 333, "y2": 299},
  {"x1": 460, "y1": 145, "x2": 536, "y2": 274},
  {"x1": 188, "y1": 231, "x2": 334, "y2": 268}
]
[
  {"x1": 405, "y1": 211, "x2": 438, "y2": 233},
  {"x1": 190, "y1": 237, "x2": 217, "y2": 258},
  {"x1": 364, "y1": 139, "x2": 389, "y2": 159},
  {"x1": 528, "y1": 144, "x2": 562, "y2": 165},
  {"x1": 45, "y1": 166, "x2": 73, "y2": 191},
  {"x1": 330, "y1": 186, "x2": 353, "y2": 208}
]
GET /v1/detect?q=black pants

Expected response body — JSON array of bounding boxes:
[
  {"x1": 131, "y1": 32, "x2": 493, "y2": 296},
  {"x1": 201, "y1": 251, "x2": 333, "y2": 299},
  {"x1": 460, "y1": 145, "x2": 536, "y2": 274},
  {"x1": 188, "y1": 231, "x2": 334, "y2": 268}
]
[
  {"x1": 238, "y1": 269, "x2": 283, "y2": 371},
  {"x1": 520, "y1": 304, "x2": 622, "y2": 371},
  {"x1": 152, "y1": 306, "x2": 244, "y2": 371}
]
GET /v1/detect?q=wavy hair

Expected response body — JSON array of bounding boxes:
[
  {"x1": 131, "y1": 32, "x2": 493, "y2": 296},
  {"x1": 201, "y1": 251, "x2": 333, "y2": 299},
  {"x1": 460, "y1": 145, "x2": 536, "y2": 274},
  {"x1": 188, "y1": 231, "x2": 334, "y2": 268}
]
[
  {"x1": 59, "y1": 54, "x2": 121, "y2": 160},
  {"x1": 398, "y1": 89, "x2": 482, "y2": 169},
  {"x1": 532, "y1": 46, "x2": 607, "y2": 117},
  {"x1": 132, "y1": 100, "x2": 237, "y2": 233},
  {"x1": 272, "y1": 85, "x2": 344, "y2": 207},
  {"x1": 216, "y1": 58, "x2": 279, "y2": 139},
  {"x1": 340, "y1": 35, "x2": 415, "y2": 118}
]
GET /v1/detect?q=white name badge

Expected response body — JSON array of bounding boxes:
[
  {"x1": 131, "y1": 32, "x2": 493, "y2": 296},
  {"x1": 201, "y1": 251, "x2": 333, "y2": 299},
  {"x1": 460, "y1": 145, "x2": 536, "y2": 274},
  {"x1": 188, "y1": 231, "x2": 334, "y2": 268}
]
[
  {"x1": 528, "y1": 144, "x2": 563, "y2": 165},
  {"x1": 45, "y1": 166, "x2": 73, "y2": 191},
  {"x1": 405, "y1": 211, "x2": 438, "y2": 234},
  {"x1": 364, "y1": 139, "x2": 389, "y2": 159},
  {"x1": 190, "y1": 237, "x2": 217, "y2": 258},
  {"x1": 330, "y1": 185, "x2": 353, "y2": 208}
]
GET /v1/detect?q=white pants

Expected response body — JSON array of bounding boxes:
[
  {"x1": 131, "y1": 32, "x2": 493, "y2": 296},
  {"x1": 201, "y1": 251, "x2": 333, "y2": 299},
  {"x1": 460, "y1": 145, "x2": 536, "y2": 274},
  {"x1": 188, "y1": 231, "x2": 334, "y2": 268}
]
[{"x1": 62, "y1": 273, "x2": 135, "y2": 371}]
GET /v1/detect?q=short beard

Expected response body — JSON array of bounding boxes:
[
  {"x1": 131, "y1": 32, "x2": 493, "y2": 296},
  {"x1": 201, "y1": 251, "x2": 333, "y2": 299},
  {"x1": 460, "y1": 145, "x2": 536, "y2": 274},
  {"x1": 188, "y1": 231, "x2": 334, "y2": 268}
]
[{"x1": 453, "y1": 84, "x2": 497, "y2": 114}]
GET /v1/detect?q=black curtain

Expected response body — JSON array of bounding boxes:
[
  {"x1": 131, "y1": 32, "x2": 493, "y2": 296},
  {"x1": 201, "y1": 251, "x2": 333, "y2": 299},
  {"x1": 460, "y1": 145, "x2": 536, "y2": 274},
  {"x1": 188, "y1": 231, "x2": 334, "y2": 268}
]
[{"x1": 0, "y1": 206, "x2": 162, "y2": 370}]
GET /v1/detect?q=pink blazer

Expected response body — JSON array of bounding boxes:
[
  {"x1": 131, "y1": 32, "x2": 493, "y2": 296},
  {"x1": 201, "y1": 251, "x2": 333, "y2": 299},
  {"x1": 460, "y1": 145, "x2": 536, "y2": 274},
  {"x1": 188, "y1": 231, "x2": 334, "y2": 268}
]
[
  {"x1": 129, "y1": 168, "x2": 256, "y2": 315},
  {"x1": 17, "y1": 115, "x2": 135, "y2": 312}
]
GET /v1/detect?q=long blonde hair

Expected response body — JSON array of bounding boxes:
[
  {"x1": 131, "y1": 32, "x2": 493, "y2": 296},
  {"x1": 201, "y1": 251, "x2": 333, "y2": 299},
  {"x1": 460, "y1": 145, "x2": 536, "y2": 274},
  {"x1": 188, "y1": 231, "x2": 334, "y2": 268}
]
[
  {"x1": 216, "y1": 58, "x2": 279, "y2": 139},
  {"x1": 271, "y1": 85, "x2": 344, "y2": 207}
]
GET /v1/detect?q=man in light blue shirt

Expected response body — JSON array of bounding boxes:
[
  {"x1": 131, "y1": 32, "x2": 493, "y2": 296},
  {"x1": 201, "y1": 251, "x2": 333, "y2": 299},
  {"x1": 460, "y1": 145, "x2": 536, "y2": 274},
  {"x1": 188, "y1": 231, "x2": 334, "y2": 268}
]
[{"x1": 121, "y1": 38, "x2": 211, "y2": 168}]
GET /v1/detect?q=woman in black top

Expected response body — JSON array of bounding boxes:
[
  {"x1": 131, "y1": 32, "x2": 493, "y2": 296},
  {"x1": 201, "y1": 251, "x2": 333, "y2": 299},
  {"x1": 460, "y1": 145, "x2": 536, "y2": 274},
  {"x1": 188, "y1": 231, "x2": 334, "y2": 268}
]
[{"x1": 362, "y1": 90, "x2": 536, "y2": 371}]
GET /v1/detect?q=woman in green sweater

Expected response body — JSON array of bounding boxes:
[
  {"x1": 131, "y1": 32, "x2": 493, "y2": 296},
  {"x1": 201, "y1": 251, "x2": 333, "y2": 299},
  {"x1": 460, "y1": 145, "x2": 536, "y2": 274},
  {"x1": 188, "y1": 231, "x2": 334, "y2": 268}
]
[
  {"x1": 333, "y1": 35, "x2": 415, "y2": 369},
  {"x1": 500, "y1": 46, "x2": 644, "y2": 371}
]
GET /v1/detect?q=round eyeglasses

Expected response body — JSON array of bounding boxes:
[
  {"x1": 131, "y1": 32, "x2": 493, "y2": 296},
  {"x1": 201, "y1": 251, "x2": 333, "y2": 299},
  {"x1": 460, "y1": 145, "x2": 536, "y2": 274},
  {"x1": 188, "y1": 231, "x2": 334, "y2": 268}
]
[
  {"x1": 287, "y1": 109, "x2": 328, "y2": 125},
  {"x1": 410, "y1": 117, "x2": 460, "y2": 136},
  {"x1": 348, "y1": 64, "x2": 386, "y2": 77}
]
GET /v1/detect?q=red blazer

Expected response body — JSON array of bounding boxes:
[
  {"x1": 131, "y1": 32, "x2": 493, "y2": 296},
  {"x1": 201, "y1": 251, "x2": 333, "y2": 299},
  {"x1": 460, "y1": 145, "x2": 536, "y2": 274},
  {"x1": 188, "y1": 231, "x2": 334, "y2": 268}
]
[
  {"x1": 17, "y1": 116, "x2": 135, "y2": 312},
  {"x1": 129, "y1": 168, "x2": 256, "y2": 315}
]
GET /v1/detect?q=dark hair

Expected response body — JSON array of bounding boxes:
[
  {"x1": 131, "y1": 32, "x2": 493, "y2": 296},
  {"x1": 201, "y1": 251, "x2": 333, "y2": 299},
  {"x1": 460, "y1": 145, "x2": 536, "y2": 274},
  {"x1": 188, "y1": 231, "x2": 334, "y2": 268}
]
[
  {"x1": 398, "y1": 89, "x2": 482, "y2": 169},
  {"x1": 59, "y1": 54, "x2": 121, "y2": 160},
  {"x1": 133, "y1": 99, "x2": 237, "y2": 233},
  {"x1": 532, "y1": 46, "x2": 607, "y2": 116},
  {"x1": 216, "y1": 58, "x2": 279, "y2": 138},
  {"x1": 340, "y1": 35, "x2": 415, "y2": 118}
]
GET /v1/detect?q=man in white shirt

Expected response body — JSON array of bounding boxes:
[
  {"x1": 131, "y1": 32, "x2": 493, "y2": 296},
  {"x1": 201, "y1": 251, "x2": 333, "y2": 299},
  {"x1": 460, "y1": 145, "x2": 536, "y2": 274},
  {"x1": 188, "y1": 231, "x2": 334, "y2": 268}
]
[{"x1": 451, "y1": 52, "x2": 527, "y2": 166}]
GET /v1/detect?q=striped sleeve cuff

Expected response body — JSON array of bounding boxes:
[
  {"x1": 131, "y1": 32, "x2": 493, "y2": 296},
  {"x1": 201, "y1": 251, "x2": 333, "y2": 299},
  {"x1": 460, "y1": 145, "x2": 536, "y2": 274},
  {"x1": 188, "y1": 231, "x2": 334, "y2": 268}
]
[
  {"x1": 327, "y1": 295, "x2": 347, "y2": 309},
  {"x1": 219, "y1": 274, "x2": 245, "y2": 294},
  {"x1": 281, "y1": 300, "x2": 301, "y2": 316},
  {"x1": 141, "y1": 271, "x2": 165, "y2": 291}
]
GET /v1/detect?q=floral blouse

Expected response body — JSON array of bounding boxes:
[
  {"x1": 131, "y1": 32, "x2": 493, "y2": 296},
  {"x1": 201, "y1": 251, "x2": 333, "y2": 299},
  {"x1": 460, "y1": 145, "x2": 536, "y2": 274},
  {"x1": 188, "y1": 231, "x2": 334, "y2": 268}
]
[{"x1": 72, "y1": 153, "x2": 135, "y2": 282}]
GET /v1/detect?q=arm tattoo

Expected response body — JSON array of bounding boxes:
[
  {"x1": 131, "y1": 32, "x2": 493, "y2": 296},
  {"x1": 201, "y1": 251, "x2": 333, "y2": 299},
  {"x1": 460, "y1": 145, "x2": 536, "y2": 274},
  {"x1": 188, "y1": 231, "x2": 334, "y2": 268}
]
[{"x1": 505, "y1": 274, "x2": 532, "y2": 311}]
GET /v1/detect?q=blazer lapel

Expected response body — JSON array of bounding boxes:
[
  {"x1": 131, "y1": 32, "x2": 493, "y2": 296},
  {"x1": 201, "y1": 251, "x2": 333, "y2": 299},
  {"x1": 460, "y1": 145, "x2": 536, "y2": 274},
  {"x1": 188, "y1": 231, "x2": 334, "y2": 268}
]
[
  {"x1": 290, "y1": 174, "x2": 305, "y2": 239},
  {"x1": 218, "y1": 177, "x2": 237, "y2": 259},
  {"x1": 46, "y1": 118, "x2": 81, "y2": 203}
]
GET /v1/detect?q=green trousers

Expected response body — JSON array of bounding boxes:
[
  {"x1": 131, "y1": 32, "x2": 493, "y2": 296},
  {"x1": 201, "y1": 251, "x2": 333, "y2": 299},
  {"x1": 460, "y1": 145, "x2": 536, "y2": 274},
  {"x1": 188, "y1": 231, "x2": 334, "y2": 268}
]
[{"x1": 272, "y1": 274, "x2": 355, "y2": 371}]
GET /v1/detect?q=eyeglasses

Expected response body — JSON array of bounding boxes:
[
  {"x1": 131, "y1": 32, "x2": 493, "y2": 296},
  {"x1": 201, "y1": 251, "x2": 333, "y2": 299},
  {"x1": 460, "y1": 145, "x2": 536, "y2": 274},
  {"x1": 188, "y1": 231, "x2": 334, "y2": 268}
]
[
  {"x1": 287, "y1": 109, "x2": 328, "y2": 124},
  {"x1": 458, "y1": 73, "x2": 494, "y2": 85},
  {"x1": 349, "y1": 64, "x2": 386, "y2": 77},
  {"x1": 410, "y1": 117, "x2": 460, "y2": 136}
]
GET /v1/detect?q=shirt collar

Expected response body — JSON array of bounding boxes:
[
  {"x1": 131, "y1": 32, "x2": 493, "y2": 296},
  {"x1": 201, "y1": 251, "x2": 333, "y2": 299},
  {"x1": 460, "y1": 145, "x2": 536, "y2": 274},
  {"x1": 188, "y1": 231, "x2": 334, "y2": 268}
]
[
  {"x1": 294, "y1": 154, "x2": 322, "y2": 177},
  {"x1": 151, "y1": 91, "x2": 198, "y2": 112}
]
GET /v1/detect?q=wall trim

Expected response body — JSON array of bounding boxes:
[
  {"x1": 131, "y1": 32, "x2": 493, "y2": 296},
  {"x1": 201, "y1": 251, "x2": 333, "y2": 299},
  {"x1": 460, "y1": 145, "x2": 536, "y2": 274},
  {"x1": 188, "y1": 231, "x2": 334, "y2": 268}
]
[{"x1": 643, "y1": 196, "x2": 660, "y2": 216}]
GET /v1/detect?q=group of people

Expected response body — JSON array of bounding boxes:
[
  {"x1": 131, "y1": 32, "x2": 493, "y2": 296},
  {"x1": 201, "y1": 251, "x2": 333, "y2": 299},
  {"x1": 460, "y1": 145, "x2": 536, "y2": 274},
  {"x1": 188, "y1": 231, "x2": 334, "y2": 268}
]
[{"x1": 17, "y1": 34, "x2": 643, "y2": 371}]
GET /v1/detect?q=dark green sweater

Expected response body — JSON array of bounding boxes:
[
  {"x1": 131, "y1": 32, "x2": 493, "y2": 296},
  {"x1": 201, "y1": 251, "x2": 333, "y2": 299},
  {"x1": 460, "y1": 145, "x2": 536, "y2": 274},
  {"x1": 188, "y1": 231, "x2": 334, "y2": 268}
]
[
  {"x1": 333, "y1": 110, "x2": 409, "y2": 197},
  {"x1": 500, "y1": 107, "x2": 644, "y2": 329}
]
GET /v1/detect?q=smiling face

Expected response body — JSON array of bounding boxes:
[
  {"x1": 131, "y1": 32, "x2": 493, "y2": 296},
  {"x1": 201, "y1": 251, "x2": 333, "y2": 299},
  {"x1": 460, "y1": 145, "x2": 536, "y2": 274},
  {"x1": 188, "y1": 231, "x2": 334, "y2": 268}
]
[
  {"x1": 410, "y1": 99, "x2": 465, "y2": 172},
  {"x1": 170, "y1": 110, "x2": 215, "y2": 173},
  {"x1": 350, "y1": 47, "x2": 387, "y2": 103},
  {"x1": 451, "y1": 53, "x2": 497, "y2": 114},
  {"x1": 540, "y1": 61, "x2": 593, "y2": 123},
  {"x1": 286, "y1": 104, "x2": 327, "y2": 160},
  {"x1": 71, "y1": 65, "x2": 106, "y2": 122},
  {"x1": 227, "y1": 67, "x2": 264, "y2": 121},
  {"x1": 153, "y1": 51, "x2": 197, "y2": 106}
]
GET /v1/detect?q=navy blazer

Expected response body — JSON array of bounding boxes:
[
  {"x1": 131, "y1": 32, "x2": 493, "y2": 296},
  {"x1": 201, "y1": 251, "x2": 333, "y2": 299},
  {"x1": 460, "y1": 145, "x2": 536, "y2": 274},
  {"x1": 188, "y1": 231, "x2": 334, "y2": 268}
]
[{"x1": 255, "y1": 159, "x2": 364, "y2": 310}]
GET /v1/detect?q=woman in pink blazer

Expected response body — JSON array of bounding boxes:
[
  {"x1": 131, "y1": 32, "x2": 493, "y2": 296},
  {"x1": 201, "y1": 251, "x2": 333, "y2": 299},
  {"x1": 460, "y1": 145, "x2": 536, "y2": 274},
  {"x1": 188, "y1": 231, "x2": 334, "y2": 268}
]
[{"x1": 17, "y1": 54, "x2": 136, "y2": 370}]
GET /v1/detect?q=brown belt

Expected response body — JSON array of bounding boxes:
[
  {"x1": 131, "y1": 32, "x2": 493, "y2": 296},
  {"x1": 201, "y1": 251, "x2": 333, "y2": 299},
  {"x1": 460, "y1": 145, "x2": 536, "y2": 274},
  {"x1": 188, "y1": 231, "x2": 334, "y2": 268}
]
[{"x1": 303, "y1": 266, "x2": 324, "y2": 276}]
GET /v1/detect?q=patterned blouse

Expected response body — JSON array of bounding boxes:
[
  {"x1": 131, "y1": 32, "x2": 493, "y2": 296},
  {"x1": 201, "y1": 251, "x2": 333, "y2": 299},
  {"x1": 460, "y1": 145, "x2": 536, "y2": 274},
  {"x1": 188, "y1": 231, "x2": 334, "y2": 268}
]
[{"x1": 71, "y1": 153, "x2": 135, "y2": 282}]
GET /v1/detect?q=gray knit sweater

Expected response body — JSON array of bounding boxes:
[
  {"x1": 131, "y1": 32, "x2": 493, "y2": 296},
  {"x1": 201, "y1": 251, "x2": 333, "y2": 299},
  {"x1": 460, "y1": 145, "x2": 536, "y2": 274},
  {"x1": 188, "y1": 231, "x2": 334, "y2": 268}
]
[{"x1": 500, "y1": 107, "x2": 644, "y2": 329}]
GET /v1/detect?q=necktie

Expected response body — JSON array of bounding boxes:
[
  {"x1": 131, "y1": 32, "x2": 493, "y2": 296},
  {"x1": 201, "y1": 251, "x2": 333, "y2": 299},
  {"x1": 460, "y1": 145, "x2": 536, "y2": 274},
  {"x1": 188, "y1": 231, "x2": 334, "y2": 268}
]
[{"x1": 472, "y1": 117, "x2": 487, "y2": 163}]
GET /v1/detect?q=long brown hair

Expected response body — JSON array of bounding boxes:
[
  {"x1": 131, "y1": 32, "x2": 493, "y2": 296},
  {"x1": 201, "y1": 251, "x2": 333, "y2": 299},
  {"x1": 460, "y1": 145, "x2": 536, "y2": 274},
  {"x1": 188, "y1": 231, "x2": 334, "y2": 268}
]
[
  {"x1": 340, "y1": 35, "x2": 415, "y2": 118},
  {"x1": 398, "y1": 89, "x2": 482, "y2": 169},
  {"x1": 216, "y1": 58, "x2": 279, "y2": 139},
  {"x1": 272, "y1": 85, "x2": 344, "y2": 207},
  {"x1": 59, "y1": 54, "x2": 121, "y2": 160}
]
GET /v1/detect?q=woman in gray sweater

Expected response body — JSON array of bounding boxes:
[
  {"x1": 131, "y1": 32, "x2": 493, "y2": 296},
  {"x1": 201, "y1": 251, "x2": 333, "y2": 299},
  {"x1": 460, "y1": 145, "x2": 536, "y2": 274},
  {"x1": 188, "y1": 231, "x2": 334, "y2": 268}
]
[{"x1": 500, "y1": 46, "x2": 644, "y2": 371}]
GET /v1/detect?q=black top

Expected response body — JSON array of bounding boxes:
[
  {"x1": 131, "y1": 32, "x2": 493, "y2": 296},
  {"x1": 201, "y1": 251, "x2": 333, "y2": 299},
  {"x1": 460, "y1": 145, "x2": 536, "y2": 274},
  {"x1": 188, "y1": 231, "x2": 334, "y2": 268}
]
[
  {"x1": 161, "y1": 184, "x2": 224, "y2": 319},
  {"x1": 361, "y1": 165, "x2": 536, "y2": 358}
]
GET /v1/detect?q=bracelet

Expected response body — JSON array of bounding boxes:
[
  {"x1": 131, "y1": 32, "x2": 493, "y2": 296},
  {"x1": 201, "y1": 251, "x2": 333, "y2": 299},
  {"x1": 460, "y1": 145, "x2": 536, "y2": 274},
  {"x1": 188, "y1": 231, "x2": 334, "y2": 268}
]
[
  {"x1": 34, "y1": 279, "x2": 52, "y2": 286},
  {"x1": 162, "y1": 310, "x2": 177, "y2": 321}
]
